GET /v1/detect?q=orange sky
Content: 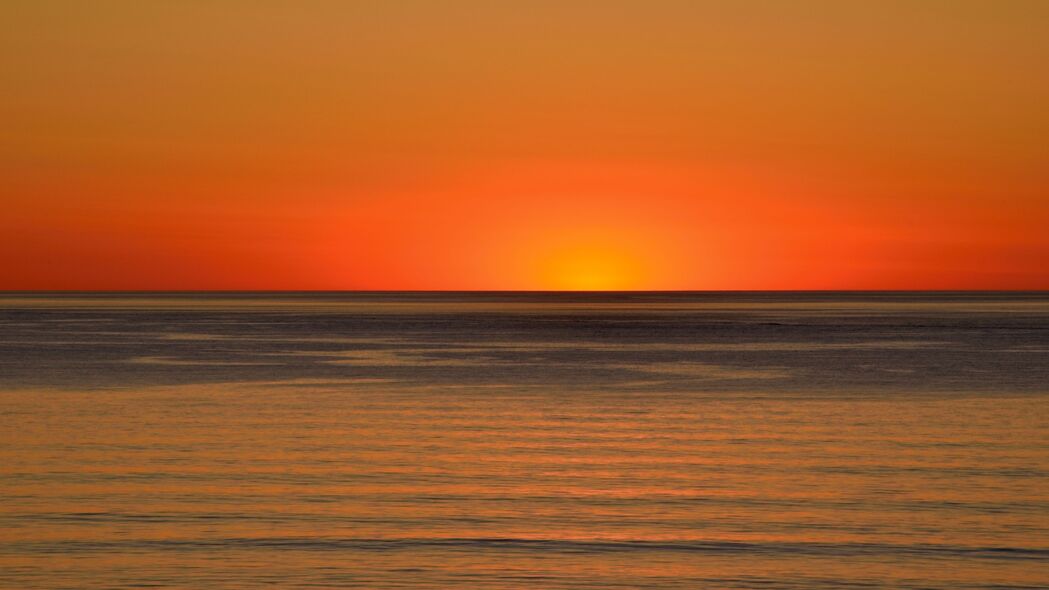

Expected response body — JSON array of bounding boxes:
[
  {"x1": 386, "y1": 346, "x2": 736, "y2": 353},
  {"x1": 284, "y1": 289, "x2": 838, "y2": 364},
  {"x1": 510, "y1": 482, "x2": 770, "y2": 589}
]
[{"x1": 3, "y1": 1, "x2": 1047, "y2": 290}]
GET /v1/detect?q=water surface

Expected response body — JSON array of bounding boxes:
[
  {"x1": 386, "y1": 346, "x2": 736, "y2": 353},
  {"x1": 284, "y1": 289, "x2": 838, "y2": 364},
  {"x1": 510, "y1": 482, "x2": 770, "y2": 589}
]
[{"x1": 1, "y1": 292, "x2": 1047, "y2": 588}]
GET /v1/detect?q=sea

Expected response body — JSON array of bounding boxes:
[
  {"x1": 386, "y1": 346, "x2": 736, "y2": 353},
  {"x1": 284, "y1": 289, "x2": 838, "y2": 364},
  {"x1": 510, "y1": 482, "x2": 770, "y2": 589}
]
[{"x1": 0, "y1": 292, "x2": 1046, "y2": 589}]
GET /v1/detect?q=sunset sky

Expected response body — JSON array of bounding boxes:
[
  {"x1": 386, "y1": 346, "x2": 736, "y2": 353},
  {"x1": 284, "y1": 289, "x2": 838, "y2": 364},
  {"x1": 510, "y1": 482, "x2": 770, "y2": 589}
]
[{"x1": 3, "y1": 1, "x2": 1047, "y2": 290}]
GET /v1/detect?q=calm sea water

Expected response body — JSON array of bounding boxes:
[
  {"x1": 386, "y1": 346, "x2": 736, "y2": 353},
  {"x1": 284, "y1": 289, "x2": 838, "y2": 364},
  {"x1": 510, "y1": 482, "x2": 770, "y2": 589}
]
[{"x1": 1, "y1": 292, "x2": 1047, "y2": 589}]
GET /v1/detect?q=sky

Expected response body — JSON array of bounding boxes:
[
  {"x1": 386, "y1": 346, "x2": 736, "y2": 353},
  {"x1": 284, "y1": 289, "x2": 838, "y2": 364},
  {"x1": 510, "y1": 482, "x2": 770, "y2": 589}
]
[{"x1": 2, "y1": 1, "x2": 1047, "y2": 290}]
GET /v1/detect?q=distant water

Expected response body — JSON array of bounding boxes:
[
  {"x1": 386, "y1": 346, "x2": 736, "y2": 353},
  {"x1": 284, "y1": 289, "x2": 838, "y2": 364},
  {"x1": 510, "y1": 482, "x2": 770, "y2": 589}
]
[{"x1": 1, "y1": 292, "x2": 1047, "y2": 589}]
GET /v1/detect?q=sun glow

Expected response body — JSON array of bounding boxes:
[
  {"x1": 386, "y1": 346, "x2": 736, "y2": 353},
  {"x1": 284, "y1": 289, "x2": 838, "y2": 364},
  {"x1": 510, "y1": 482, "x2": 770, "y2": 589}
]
[{"x1": 538, "y1": 240, "x2": 648, "y2": 291}]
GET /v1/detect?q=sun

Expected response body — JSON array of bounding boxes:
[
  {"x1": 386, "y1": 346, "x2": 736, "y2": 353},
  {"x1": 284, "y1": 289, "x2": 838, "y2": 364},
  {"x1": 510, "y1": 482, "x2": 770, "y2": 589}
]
[
  {"x1": 496, "y1": 219, "x2": 676, "y2": 291},
  {"x1": 539, "y1": 241, "x2": 647, "y2": 291}
]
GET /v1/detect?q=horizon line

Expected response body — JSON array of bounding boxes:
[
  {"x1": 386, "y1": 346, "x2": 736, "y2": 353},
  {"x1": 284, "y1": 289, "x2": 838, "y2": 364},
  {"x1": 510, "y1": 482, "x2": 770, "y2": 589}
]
[{"x1": 2, "y1": 289, "x2": 1048, "y2": 294}]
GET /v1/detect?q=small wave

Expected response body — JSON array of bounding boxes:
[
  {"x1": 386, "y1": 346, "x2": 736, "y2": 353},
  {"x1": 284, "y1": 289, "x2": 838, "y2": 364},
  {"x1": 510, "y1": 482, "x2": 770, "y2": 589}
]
[{"x1": 7, "y1": 537, "x2": 1047, "y2": 561}]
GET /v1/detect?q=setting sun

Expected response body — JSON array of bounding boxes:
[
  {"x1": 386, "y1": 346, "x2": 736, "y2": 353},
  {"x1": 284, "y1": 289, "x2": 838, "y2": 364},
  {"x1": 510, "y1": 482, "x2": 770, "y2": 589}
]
[{"x1": 540, "y1": 241, "x2": 646, "y2": 291}]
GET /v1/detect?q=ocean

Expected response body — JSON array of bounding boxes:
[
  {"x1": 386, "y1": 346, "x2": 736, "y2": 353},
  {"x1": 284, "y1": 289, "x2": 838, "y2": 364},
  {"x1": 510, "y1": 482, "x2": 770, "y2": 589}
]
[{"x1": 1, "y1": 292, "x2": 1046, "y2": 589}]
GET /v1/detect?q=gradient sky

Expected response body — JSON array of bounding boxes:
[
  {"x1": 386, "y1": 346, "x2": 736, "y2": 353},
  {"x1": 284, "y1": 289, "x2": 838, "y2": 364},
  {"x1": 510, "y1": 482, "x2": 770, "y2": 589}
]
[{"x1": 3, "y1": 1, "x2": 1047, "y2": 290}]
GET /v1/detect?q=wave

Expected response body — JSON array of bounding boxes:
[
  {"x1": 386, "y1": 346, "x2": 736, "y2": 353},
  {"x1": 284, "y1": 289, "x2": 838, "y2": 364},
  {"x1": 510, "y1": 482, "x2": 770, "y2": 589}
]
[{"x1": 7, "y1": 536, "x2": 1046, "y2": 560}]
